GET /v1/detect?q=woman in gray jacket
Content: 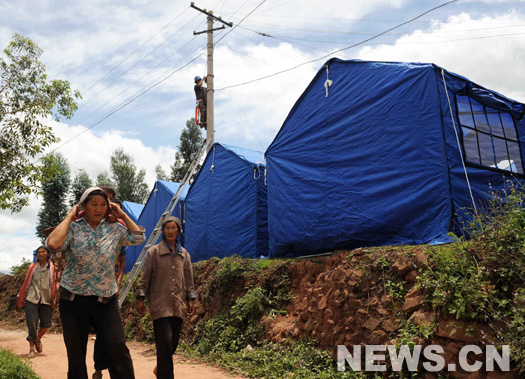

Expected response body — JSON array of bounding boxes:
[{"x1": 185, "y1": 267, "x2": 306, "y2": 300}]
[{"x1": 136, "y1": 216, "x2": 195, "y2": 379}]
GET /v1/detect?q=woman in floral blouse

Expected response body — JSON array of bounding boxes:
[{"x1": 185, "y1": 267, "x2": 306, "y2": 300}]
[{"x1": 47, "y1": 187, "x2": 145, "y2": 379}]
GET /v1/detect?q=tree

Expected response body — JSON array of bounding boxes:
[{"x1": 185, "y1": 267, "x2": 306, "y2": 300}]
[
  {"x1": 36, "y1": 152, "x2": 71, "y2": 241},
  {"x1": 96, "y1": 172, "x2": 114, "y2": 187},
  {"x1": 10, "y1": 257, "x2": 32, "y2": 276},
  {"x1": 110, "y1": 147, "x2": 149, "y2": 203},
  {"x1": 155, "y1": 164, "x2": 168, "y2": 181},
  {"x1": 170, "y1": 117, "x2": 204, "y2": 181},
  {"x1": 70, "y1": 169, "x2": 93, "y2": 206},
  {"x1": 0, "y1": 33, "x2": 80, "y2": 212}
]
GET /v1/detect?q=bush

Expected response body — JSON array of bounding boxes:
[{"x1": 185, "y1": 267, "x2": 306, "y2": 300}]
[
  {"x1": 10, "y1": 258, "x2": 32, "y2": 276},
  {"x1": 418, "y1": 182, "x2": 525, "y2": 371},
  {"x1": 0, "y1": 348, "x2": 41, "y2": 379},
  {"x1": 203, "y1": 340, "x2": 363, "y2": 379},
  {"x1": 139, "y1": 313, "x2": 155, "y2": 344}
]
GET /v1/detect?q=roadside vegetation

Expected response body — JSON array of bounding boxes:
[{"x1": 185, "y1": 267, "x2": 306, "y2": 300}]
[
  {"x1": 419, "y1": 182, "x2": 525, "y2": 371},
  {"x1": 0, "y1": 349, "x2": 41, "y2": 379}
]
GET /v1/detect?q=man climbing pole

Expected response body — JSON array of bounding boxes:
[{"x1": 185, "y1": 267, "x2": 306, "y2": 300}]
[{"x1": 194, "y1": 76, "x2": 207, "y2": 129}]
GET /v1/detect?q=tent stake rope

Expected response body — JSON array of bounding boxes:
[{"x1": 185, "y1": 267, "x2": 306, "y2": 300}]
[
  {"x1": 441, "y1": 69, "x2": 478, "y2": 215},
  {"x1": 324, "y1": 63, "x2": 333, "y2": 98},
  {"x1": 118, "y1": 139, "x2": 213, "y2": 307}
]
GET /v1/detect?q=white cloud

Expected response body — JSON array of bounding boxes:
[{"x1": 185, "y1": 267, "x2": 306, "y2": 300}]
[
  {"x1": 0, "y1": 236, "x2": 40, "y2": 274},
  {"x1": 356, "y1": 12, "x2": 525, "y2": 102}
]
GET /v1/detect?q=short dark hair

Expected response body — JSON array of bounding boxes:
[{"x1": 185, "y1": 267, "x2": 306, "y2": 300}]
[{"x1": 99, "y1": 185, "x2": 116, "y2": 198}]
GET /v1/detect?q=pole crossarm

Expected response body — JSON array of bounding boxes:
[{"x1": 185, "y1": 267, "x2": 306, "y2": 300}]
[
  {"x1": 190, "y1": 2, "x2": 233, "y2": 27},
  {"x1": 193, "y1": 26, "x2": 225, "y2": 35}
]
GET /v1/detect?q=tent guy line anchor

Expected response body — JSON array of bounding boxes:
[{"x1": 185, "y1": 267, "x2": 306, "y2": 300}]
[{"x1": 324, "y1": 63, "x2": 333, "y2": 97}]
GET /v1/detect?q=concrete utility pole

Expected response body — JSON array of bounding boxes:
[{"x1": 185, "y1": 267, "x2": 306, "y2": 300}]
[{"x1": 191, "y1": 2, "x2": 233, "y2": 151}]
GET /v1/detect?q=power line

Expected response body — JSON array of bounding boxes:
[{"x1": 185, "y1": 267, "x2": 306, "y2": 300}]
[
  {"x1": 215, "y1": 0, "x2": 268, "y2": 46},
  {"x1": 223, "y1": 12, "x2": 525, "y2": 26},
  {"x1": 77, "y1": 12, "x2": 201, "y2": 113},
  {"x1": 75, "y1": 37, "x2": 202, "y2": 127},
  {"x1": 216, "y1": 0, "x2": 458, "y2": 91},
  {"x1": 225, "y1": 35, "x2": 309, "y2": 80},
  {"x1": 241, "y1": 24, "x2": 525, "y2": 47},
  {"x1": 49, "y1": 54, "x2": 204, "y2": 154},
  {"x1": 81, "y1": 7, "x2": 190, "y2": 95},
  {"x1": 232, "y1": 18, "x2": 525, "y2": 36}
]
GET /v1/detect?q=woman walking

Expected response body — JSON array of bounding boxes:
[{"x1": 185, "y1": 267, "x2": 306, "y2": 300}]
[
  {"x1": 47, "y1": 187, "x2": 146, "y2": 379},
  {"x1": 16, "y1": 246, "x2": 57, "y2": 357},
  {"x1": 137, "y1": 216, "x2": 195, "y2": 379}
]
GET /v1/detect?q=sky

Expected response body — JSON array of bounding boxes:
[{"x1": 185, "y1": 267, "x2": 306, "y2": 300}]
[{"x1": 1, "y1": 0, "x2": 524, "y2": 272}]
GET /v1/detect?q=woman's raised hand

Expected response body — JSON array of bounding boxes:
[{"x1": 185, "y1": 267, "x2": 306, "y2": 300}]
[
  {"x1": 109, "y1": 202, "x2": 124, "y2": 218},
  {"x1": 68, "y1": 204, "x2": 79, "y2": 219}
]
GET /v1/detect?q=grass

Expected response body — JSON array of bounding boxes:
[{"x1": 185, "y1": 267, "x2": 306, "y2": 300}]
[{"x1": 0, "y1": 348, "x2": 41, "y2": 379}]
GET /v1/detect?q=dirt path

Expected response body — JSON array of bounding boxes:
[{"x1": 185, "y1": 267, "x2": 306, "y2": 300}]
[{"x1": 0, "y1": 328, "x2": 244, "y2": 379}]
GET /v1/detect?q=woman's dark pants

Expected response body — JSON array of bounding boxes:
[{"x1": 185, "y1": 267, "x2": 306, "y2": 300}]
[
  {"x1": 153, "y1": 317, "x2": 183, "y2": 379},
  {"x1": 59, "y1": 294, "x2": 134, "y2": 379}
]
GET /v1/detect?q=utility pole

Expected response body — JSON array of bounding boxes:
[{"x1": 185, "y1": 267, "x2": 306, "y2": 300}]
[{"x1": 191, "y1": 3, "x2": 233, "y2": 151}]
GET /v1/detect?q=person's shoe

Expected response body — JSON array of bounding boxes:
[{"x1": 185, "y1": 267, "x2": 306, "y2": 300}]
[
  {"x1": 35, "y1": 340, "x2": 43, "y2": 353},
  {"x1": 28, "y1": 350, "x2": 35, "y2": 358},
  {"x1": 92, "y1": 371, "x2": 103, "y2": 379}
]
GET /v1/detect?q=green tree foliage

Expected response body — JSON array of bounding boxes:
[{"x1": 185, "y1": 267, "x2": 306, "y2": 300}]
[
  {"x1": 70, "y1": 169, "x2": 93, "y2": 206},
  {"x1": 170, "y1": 118, "x2": 204, "y2": 182},
  {"x1": 110, "y1": 147, "x2": 148, "y2": 203},
  {"x1": 154, "y1": 164, "x2": 168, "y2": 181},
  {"x1": 96, "y1": 172, "x2": 114, "y2": 187},
  {"x1": 36, "y1": 152, "x2": 71, "y2": 241},
  {"x1": 0, "y1": 33, "x2": 80, "y2": 212},
  {"x1": 9, "y1": 257, "x2": 32, "y2": 276}
]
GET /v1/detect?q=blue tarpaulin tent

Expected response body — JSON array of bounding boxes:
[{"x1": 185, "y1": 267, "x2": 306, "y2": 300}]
[
  {"x1": 184, "y1": 143, "x2": 268, "y2": 262},
  {"x1": 125, "y1": 180, "x2": 188, "y2": 272},
  {"x1": 265, "y1": 58, "x2": 525, "y2": 257},
  {"x1": 122, "y1": 201, "x2": 144, "y2": 224}
]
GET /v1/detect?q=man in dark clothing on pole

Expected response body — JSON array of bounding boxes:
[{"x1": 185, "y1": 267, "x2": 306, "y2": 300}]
[{"x1": 194, "y1": 76, "x2": 207, "y2": 128}]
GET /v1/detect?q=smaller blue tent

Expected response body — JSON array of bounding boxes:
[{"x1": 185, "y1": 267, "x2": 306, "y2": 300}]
[
  {"x1": 125, "y1": 180, "x2": 188, "y2": 272},
  {"x1": 184, "y1": 143, "x2": 268, "y2": 262},
  {"x1": 122, "y1": 201, "x2": 144, "y2": 224}
]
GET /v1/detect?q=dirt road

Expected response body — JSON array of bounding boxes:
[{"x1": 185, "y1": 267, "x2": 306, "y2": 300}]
[{"x1": 0, "y1": 328, "x2": 244, "y2": 379}]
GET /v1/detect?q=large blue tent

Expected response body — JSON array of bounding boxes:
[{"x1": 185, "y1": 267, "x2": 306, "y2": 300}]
[
  {"x1": 125, "y1": 180, "x2": 188, "y2": 272},
  {"x1": 265, "y1": 58, "x2": 525, "y2": 257},
  {"x1": 184, "y1": 143, "x2": 268, "y2": 262}
]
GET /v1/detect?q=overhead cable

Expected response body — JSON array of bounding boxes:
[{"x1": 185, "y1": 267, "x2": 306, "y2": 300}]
[
  {"x1": 48, "y1": 54, "x2": 203, "y2": 153},
  {"x1": 78, "y1": 12, "x2": 200, "y2": 112},
  {"x1": 216, "y1": 0, "x2": 458, "y2": 91},
  {"x1": 81, "y1": 7, "x2": 190, "y2": 95}
]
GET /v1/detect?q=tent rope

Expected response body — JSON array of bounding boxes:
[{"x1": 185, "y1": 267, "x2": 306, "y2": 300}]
[
  {"x1": 264, "y1": 167, "x2": 267, "y2": 186},
  {"x1": 324, "y1": 63, "x2": 333, "y2": 98},
  {"x1": 441, "y1": 69, "x2": 478, "y2": 215},
  {"x1": 253, "y1": 166, "x2": 261, "y2": 179}
]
